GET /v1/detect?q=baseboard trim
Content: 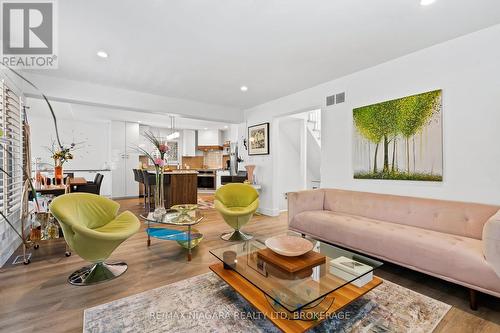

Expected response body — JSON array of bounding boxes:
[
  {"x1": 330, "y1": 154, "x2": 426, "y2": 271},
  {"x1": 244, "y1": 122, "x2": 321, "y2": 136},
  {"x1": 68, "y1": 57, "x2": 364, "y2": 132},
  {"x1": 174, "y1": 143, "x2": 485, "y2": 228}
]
[{"x1": 258, "y1": 207, "x2": 280, "y2": 216}]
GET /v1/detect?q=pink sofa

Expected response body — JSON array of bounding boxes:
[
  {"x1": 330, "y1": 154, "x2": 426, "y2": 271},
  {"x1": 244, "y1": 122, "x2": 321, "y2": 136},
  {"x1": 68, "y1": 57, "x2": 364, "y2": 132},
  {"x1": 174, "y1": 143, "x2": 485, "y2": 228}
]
[{"x1": 288, "y1": 188, "x2": 500, "y2": 309}]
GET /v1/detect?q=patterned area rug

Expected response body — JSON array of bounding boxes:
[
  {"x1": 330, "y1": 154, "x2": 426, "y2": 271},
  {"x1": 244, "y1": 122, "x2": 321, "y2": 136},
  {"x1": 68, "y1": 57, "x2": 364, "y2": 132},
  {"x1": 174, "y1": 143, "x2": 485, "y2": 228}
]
[{"x1": 84, "y1": 273, "x2": 450, "y2": 333}]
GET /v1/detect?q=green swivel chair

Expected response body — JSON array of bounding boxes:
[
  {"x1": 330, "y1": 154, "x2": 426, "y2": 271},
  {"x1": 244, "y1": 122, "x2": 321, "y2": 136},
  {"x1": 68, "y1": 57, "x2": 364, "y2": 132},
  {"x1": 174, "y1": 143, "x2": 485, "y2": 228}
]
[
  {"x1": 50, "y1": 193, "x2": 140, "y2": 286},
  {"x1": 215, "y1": 183, "x2": 259, "y2": 241}
]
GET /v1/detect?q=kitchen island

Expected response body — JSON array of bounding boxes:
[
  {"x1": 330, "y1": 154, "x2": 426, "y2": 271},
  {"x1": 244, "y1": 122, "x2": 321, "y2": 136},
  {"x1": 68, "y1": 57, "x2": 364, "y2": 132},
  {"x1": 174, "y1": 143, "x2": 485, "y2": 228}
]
[{"x1": 148, "y1": 170, "x2": 198, "y2": 208}]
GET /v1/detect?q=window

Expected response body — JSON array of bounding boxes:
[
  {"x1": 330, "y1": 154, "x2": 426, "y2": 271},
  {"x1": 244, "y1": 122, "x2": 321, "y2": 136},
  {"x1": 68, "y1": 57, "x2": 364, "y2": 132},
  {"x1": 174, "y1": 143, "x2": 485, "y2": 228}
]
[{"x1": 0, "y1": 80, "x2": 23, "y2": 217}]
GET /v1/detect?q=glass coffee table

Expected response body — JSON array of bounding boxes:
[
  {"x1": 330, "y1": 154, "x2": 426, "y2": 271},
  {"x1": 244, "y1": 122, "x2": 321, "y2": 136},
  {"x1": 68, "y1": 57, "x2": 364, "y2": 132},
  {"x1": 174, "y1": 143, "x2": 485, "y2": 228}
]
[
  {"x1": 141, "y1": 208, "x2": 203, "y2": 261},
  {"x1": 210, "y1": 233, "x2": 383, "y2": 332}
]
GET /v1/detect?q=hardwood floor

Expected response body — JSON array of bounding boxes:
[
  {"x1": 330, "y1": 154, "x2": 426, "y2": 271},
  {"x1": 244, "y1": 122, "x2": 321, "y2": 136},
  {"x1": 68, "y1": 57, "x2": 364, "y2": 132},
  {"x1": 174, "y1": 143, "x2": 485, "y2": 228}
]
[{"x1": 0, "y1": 198, "x2": 499, "y2": 333}]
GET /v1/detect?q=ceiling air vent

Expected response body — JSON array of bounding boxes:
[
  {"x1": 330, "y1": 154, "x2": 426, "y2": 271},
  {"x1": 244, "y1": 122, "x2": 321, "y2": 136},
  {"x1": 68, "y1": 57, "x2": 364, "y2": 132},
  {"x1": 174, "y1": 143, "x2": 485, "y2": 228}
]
[
  {"x1": 336, "y1": 92, "x2": 345, "y2": 104},
  {"x1": 326, "y1": 95, "x2": 335, "y2": 106}
]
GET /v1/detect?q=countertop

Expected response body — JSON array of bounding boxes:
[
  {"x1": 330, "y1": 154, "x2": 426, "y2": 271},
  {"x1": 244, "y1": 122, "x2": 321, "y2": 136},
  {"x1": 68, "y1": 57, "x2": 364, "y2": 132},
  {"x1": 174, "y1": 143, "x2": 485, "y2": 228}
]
[
  {"x1": 146, "y1": 170, "x2": 199, "y2": 174},
  {"x1": 37, "y1": 169, "x2": 112, "y2": 172},
  {"x1": 64, "y1": 169, "x2": 112, "y2": 172}
]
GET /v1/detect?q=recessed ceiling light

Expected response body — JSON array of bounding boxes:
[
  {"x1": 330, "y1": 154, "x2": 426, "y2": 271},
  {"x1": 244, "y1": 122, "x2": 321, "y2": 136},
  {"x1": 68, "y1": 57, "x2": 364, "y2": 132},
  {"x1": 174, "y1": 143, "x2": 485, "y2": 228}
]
[
  {"x1": 138, "y1": 121, "x2": 142, "y2": 123},
  {"x1": 240, "y1": 86, "x2": 248, "y2": 92},
  {"x1": 224, "y1": 125, "x2": 228, "y2": 129},
  {"x1": 97, "y1": 50, "x2": 108, "y2": 58},
  {"x1": 203, "y1": 128, "x2": 208, "y2": 130},
  {"x1": 420, "y1": 0, "x2": 436, "y2": 6}
]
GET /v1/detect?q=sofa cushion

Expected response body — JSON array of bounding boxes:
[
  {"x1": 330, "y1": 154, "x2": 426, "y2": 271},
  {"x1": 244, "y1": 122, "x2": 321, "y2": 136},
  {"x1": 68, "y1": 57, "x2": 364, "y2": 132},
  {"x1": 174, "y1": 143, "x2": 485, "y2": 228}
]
[
  {"x1": 322, "y1": 189, "x2": 499, "y2": 240},
  {"x1": 483, "y1": 210, "x2": 500, "y2": 278},
  {"x1": 291, "y1": 210, "x2": 500, "y2": 294}
]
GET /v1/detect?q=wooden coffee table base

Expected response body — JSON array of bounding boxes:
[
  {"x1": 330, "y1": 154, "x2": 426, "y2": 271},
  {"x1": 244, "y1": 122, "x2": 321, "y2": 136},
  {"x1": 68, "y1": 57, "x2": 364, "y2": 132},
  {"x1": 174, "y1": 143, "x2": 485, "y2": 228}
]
[{"x1": 210, "y1": 263, "x2": 383, "y2": 333}]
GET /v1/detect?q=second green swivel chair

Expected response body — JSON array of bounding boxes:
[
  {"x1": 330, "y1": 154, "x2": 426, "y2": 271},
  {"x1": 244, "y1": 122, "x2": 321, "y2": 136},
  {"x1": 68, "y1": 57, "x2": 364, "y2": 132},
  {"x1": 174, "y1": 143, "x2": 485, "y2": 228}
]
[
  {"x1": 50, "y1": 193, "x2": 140, "y2": 286},
  {"x1": 215, "y1": 183, "x2": 259, "y2": 241}
]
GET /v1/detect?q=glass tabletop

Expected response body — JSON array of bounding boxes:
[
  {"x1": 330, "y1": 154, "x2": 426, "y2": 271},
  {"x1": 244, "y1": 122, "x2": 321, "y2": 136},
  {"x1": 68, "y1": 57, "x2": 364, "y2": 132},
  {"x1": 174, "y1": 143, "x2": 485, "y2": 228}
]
[
  {"x1": 140, "y1": 209, "x2": 203, "y2": 226},
  {"x1": 210, "y1": 232, "x2": 383, "y2": 313}
]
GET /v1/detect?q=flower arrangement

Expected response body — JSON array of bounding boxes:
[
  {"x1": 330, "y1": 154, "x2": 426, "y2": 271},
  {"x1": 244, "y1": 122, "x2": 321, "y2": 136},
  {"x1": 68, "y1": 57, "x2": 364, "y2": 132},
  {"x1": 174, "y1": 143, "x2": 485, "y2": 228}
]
[
  {"x1": 142, "y1": 131, "x2": 171, "y2": 168},
  {"x1": 48, "y1": 142, "x2": 77, "y2": 166},
  {"x1": 47, "y1": 141, "x2": 80, "y2": 185},
  {"x1": 134, "y1": 131, "x2": 171, "y2": 217}
]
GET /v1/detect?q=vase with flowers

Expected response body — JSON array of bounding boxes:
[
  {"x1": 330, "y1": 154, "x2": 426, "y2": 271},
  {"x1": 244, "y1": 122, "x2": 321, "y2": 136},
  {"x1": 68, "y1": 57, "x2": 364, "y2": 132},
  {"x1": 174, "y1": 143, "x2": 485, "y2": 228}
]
[
  {"x1": 135, "y1": 131, "x2": 171, "y2": 218},
  {"x1": 49, "y1": 142, "x2": 76, "y2": 185}
]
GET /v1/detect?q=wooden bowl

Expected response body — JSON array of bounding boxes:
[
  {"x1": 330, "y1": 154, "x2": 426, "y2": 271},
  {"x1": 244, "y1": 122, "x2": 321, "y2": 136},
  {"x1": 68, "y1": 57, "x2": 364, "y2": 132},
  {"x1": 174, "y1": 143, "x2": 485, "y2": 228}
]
[{"x1": 265, "y1": 235, "x2": 313, "y2": 257}]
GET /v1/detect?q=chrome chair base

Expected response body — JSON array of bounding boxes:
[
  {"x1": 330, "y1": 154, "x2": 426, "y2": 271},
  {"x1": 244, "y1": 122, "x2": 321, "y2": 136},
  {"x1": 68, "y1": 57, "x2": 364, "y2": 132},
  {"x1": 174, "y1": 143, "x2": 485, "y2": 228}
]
[
  {"x1": 68, "y1": 261, "x2": 128, "y2": 286},
  {"x1": 220, "y1": 230, "x2": 253, "y2": 241}
]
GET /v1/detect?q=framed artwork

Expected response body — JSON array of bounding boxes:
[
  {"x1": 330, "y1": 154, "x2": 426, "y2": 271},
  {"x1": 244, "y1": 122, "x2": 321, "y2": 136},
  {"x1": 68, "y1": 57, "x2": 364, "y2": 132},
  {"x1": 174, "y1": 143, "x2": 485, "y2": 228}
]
[
  {"x1": 248, "y1": 122, "x2": 270, "y2": 155},
  {"x1": 353, "y1": 89, "x2": 443, "y2": 181}
]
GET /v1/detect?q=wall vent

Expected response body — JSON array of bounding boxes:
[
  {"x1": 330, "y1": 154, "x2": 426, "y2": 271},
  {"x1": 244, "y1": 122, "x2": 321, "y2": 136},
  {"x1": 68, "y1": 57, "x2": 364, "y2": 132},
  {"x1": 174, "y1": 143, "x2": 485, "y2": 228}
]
[
  {"x1": 326, "y1": 92, "x2": 345, "y2": 106},
  {"x1": 336, "y1": 92, "x2": 345, "y2": 104},
  {"x1": 326, "y1": 95, "x2": 335, "y2": 106}
]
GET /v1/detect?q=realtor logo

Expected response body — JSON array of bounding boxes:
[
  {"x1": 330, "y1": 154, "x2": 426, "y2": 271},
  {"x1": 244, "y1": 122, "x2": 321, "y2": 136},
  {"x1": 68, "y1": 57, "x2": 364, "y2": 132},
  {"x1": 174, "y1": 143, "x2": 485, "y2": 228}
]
[{"x1": 1, "y1": 0, "x2": 57, "y2": 68}]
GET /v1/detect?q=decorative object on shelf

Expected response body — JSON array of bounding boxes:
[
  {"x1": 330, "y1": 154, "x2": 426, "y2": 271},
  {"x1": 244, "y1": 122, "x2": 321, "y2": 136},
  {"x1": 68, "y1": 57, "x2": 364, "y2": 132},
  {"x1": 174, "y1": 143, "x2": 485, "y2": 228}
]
[
  {"x1": 229, "y1": 142, "x2": 243, "y2": 176},
  {"x1": 353, "y1": 89, "x2": 443, "y2": 181},
  {"x1": 171, "y1": 204, "x2": 197, "y2": 216},
  {"x1": 264, "y1": 235, "x2": 314, "y2": 257},
  {"x1": 176, "y1": 228, "x2": 203, "y2": 249},
  {"x1": 44, "y1": 215, "x2": 60, "y2": 240},
  {"x1": 248, "y1": 122, "x2": 270, "y2": 155},
  {"x1": 54, "y1": 161, "x2": 63, "y2": 185},
  {"x1": 329, "y1": 256, "x2": 373, "y2": 288},
  {"x1": 135, "y1": 131, "x2": 171, "y2": 218},
  {"x1": 223, "y1": 250, "x2": 237, "y2": 269},
  {"x1": 245, "y1": 164, "x2": 256, "y2": 184},
  {"x1": 257, "y1": 247, "x2": 325, "y2": 272}
]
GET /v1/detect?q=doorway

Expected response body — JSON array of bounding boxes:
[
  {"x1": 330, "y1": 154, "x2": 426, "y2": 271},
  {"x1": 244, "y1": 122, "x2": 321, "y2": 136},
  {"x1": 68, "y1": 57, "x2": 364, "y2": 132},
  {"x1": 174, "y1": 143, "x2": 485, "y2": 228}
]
[{"x1": 275, "y1": 109, "x2": 321, "y2": 211}]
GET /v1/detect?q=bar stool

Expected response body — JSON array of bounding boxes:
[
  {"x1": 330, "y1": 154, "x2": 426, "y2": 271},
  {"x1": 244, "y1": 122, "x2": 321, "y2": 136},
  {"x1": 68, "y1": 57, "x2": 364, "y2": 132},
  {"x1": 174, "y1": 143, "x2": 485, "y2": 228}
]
[
  {"x1": 142, "y1": 170, "x2": 156, "y2": 212},
  {"x1": 136, "y1": 169, "x2": 147, "y2": 209}
]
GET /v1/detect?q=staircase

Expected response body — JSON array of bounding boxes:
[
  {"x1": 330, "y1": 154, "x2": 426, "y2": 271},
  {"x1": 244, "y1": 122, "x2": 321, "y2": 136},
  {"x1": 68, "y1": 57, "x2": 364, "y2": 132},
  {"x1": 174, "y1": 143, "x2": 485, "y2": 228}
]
[
  {"x1": 307, "y1": 109, "x2": 321, "y2": 147},
  {"x1": 306, "y1": 109, "x2": 321, "y2": 189}
]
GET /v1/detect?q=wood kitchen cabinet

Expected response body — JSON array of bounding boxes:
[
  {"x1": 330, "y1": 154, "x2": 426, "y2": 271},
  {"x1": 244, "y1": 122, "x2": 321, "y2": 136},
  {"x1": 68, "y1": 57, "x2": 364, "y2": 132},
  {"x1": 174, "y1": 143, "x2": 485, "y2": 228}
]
[{"x1": 163, "y1": 172, "x2": 198, "y2": 208}]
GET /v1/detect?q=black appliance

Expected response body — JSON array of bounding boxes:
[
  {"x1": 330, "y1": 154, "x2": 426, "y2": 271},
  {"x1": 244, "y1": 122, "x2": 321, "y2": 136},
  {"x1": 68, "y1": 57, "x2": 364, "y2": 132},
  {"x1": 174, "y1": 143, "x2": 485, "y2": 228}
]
[{"x1": 197, "y1": 170, "x2": 216, "y2": 190}]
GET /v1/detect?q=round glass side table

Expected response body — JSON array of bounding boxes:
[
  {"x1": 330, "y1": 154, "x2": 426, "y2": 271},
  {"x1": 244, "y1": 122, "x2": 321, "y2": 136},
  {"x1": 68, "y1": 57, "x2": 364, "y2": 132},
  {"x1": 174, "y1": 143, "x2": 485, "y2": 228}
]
[{"x1": 140, "y1": 209, "x2": 204, "y2": 261}]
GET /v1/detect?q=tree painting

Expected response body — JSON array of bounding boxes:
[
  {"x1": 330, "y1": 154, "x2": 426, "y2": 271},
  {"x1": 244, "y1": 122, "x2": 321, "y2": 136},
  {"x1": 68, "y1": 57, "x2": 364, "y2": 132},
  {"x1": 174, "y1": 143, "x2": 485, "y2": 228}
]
[{"x1": 353, "y1": 90, "x2": 442, "y2": 181}]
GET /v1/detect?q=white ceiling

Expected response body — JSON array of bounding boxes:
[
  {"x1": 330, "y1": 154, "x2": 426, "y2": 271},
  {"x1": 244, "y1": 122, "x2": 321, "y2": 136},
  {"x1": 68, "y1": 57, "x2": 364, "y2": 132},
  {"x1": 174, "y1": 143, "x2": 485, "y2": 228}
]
[
  {"x1": 26, "y1": 98, "x2": 232, "y2": 130},
  {"x1": 32, "y1": 0, "x2": 500, "y2": 109}
]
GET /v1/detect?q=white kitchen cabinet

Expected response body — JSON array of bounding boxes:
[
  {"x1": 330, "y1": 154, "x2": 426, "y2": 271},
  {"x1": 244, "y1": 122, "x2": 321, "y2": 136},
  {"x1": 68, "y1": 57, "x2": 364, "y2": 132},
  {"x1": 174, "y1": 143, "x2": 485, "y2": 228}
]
[
  {"x1": 198, "y1": 129, "x2": 222, "y2": 146},
  {"x1": 216, "y1": 170, "x2": 230, "y2": 189},
  {"x1": 182, "y1": 129, "x2": 196, "y2": 156},
  {"x1": 111, "y1": 121, "x2": 140, "y2": 198},
  {"x1": 125, "y1": 122, "x2": 140, "y2": 196}
]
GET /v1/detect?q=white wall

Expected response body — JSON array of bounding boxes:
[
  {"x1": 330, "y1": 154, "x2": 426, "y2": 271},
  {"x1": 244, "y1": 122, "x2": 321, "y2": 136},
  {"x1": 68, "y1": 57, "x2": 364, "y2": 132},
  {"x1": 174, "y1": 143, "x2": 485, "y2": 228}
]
[
  {"x1": 29, "y1": 115, "x2": 111, "y2": 170},
  {"x1": 244, "y1": 24, "x2": 500, "y2": 215}
]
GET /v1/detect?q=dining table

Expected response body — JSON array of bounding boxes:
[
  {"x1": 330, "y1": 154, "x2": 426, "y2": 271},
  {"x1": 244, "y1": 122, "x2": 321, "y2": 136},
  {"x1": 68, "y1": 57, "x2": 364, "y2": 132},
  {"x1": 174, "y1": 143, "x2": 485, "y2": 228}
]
[{"x1": 33, "y1": 177, "x2": 88, "y2": 197}]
